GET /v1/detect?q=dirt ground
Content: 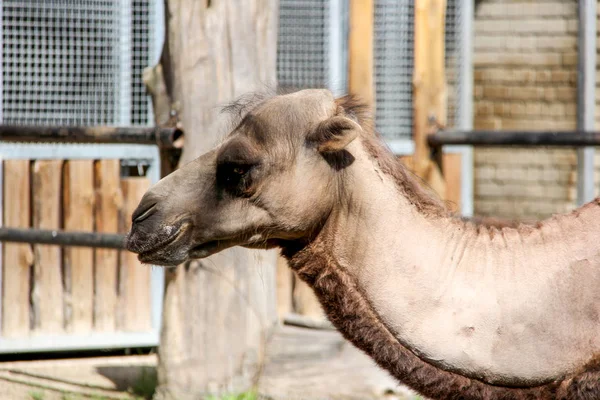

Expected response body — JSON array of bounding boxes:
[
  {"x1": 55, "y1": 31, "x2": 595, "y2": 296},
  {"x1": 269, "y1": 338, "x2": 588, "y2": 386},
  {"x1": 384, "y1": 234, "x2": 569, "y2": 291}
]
[
  {"x1": 0, "y1": 327, "x2": 423, "y2": 400},
  {"x1": 0, "y1": 355, "x2": 156, "y2": 400}
]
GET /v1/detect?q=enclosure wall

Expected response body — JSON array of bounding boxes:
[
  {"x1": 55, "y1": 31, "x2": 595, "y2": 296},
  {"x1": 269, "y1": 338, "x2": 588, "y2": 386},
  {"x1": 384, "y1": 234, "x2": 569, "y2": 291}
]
[{"x1": 471, "y1": 0, "x2": 599, "y2": 219}]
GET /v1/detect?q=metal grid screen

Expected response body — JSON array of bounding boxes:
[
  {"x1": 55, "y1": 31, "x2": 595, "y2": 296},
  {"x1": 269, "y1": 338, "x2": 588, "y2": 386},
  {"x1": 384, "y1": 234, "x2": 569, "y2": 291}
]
[
  {"x1": 1, "y1": 0, "x2": 153, "y2": 126},
  {"x1": 277, "y1": 0, "x2": 348, "y2": 93},
  {"x1": 131, "y1": 0, "x2": 154, "y2": 126},
  {"x1": 445, "y1": 0, "x2": 462, "y2": 129},
  {"x1": 278, "y1": 0, "x2": 330, "y2": 89},
  {"x1": 374, "y1": 0, "x2": 464, "y2": 140},
  {"x1": 374, "y1": 0, "x2": 414, "y2": 140}
]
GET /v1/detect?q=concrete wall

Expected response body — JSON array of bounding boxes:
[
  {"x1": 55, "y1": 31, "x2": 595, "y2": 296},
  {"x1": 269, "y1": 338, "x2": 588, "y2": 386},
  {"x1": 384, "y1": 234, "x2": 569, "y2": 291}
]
[{"x1": 471, "y1": 0, "x2": 589, "y2": 219}]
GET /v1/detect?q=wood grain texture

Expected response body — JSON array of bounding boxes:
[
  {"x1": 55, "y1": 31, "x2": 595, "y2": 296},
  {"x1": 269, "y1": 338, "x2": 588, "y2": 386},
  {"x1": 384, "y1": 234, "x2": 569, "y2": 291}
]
[
  {"x1": 153, "y1": 1, "x2": 279, "y2": 398},
  {"x1": 348, "y1": 0, "x2": 374, "y2": 105},
  {"x1": 119, "y1": 177, "x2": 152, "y2": 332},
  {"x1": 63, "y1": 160, "x2": 95, "y2": 333},
  {"x1": 2, "y1": 160, "x2": 34, "y2": 337},
  {"x1": 276, "y1": 255, "x2": 293, "y2": 320},
  {"x1": 94, "y1": 160, "x2": 122, "y2": 331},
  {"x1": 413, "y1": 0, "x2": 447, "y2": 199},
  {"x1": 32, "y1": 160, "x2": 64, "y2": 333},
  {"x1": 442, "y1": 153, "x2": 462, "y2": 213}
]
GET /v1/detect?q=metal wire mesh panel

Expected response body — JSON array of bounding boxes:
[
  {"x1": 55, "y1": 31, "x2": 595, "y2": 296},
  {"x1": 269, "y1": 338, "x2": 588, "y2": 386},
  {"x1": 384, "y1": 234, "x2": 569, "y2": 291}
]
[
  {"x1": 131, "y1": 0, "x2": 153, "y2": 126},
  {"x1": 374, "y1": 0, "x2": 465, "y2": 139},
  {"x1": 445, "y1": 0, "x2": 462, "y2": 129},
  {"x1": 1, "y1": 0, "x2": 153, "y2": 126},
  {"x1": 374, "y1": 0, "x2": 414, "y2": 140},
  {"x1": 278, "y1": 0, "x2": 330, "y2": 89},
  {"x1": 277, "y1": 0, "x2": 348, "y2": 93}
]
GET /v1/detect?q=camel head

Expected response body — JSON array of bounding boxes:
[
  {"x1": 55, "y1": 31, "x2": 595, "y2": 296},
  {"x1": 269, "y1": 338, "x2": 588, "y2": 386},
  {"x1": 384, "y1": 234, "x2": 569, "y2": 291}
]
[{"x1": 125, "y1": 89, "x2": 364, "y2": 266}]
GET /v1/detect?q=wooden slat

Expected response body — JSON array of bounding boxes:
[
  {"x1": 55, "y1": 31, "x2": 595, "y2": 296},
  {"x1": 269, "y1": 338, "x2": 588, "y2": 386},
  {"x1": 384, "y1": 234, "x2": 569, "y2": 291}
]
[
  {"x1": 276, "y1": 256, "x2": 293, "y2": 320},
  {"x1": 398, "y1": 156, "x2": 414, "y2": 171},
  {"x1": 94, "y1": 160, "x2": 122, "y2": 331},
  {"x1": 118, "y1": 177, "x2": 152, "y2": 331},
  {"x1": 32, "y1": 160, "x2": 64, "y2": 333},
  {"x1": 293, "y1": 274, "x2": 325, "y2": 321},
  {"x1": 443, "y1": 153, "x2": 462, "y2": 213},
  {"x1": 348, "y1": 0, "x2": 374, "y2": 105},
  {"x1": 2, "y1": 160, "x2": 34, "y2": 337},
  {"x1": 413, "y1": 0, "x2": 447, "y2": 198},
  {"x1": 63, "y1": 161, "x2": 95, "y2": 333}
]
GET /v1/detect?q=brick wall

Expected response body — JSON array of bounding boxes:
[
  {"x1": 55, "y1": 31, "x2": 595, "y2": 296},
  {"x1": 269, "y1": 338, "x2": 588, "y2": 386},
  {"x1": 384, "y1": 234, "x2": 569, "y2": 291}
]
[{"x1": 472, "y1": 0, "x2": 581, "y2": 219}]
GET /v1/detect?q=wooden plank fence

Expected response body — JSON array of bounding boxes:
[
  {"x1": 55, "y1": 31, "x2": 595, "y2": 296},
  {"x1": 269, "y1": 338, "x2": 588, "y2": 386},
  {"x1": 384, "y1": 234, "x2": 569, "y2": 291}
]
[{"x1": 1, "y1": 159, "x2": 152, "y2": 338}]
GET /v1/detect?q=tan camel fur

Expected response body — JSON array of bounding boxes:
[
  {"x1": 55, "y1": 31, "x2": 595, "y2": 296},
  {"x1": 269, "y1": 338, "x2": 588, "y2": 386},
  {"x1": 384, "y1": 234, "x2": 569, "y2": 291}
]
[{"x1": 126, "y1": 89, "x2": 600, "y2": 400}]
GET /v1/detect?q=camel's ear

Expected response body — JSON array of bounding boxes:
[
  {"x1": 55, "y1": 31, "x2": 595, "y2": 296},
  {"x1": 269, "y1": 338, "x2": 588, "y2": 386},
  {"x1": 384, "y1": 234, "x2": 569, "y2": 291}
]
[{"x1": 308, "y1": 116, "x2": 362, "y2": 153}]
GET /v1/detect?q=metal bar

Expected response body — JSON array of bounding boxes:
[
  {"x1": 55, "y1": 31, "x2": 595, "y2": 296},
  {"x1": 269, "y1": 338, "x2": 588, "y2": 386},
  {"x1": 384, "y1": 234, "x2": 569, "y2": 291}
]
[
  {"x1": 577, "y1": 0, "x2": 597, "y2": 206},
  {"x1": 329, "y1": 0, "x2": 345, "y2": 96},
  {"x1": 0, "y1": 125, "x2": 183, "y2": 149},
  {"x1": 145, "y1": 144, "x2": 165, "y2": 333},
  {"x1": 0, "y1": 331, "x2": 159, "y2": 354},
  {"x1": 458, "y1": 0, "x2": 474, "y2": 217},
  {"x1": 428, "y1": 130, "x2": 600, "y2": 147},
  {"x1": 0, "y1": 227, "x2": 126, "y2": 250}
]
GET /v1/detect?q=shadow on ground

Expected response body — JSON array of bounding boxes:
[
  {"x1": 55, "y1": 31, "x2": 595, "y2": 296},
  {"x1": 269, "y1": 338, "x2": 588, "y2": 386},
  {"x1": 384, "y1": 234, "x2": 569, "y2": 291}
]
[{"x1": 96, "y1": 365, "x2": 157, "y2": 399}]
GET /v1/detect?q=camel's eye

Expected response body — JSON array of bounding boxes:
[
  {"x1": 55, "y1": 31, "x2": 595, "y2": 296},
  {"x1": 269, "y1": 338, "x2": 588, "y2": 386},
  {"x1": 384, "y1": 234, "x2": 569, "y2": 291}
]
[{"x1": 216, "y1": 162, "x2": 254, "y2": 196}]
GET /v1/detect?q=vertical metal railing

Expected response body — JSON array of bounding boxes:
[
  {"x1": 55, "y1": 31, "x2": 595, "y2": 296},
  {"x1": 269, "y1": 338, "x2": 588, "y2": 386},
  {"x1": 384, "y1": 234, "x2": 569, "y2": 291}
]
[
  {"x1": 458, "y1": 0, "x2": 474, "y2": 217},
  {"x1": 577, "y1": 0, "x2": 597, "y2": 206}
]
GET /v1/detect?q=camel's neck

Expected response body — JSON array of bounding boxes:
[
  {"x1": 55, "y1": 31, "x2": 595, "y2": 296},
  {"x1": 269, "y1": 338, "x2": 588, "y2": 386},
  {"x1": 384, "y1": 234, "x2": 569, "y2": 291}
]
[
  {"x1": 321, "y1": 143, "x2": 449, "y2": 291},
  {"x1": 308, "y1": 140, "x2": 600, "y2": 387}
]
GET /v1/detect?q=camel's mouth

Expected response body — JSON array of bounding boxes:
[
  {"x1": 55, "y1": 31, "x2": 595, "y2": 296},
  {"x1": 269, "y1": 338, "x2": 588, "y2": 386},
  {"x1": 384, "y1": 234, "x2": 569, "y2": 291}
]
[
  {"x1": 128, "y1": 222, "x2": 191, "y2": 266},
  {"x1": 188, "y1": 237, "x2": 241, "y2": 259}
]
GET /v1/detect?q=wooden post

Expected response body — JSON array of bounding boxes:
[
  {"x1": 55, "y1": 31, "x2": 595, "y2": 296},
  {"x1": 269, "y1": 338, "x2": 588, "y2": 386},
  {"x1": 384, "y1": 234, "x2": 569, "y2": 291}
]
[
  {"x1": 442, "y1": 153, "x2": 462, "y2": 212},
  {"x1": 2, "y1": 160, "x2": 33, "y2": 337},
  {"x1": 32, "y1": 160, "x2": 64, "y2": 333},
  {"x1": 119, "y1": 177, "x2": 152, "y2": 332},
  {"x1": 63, "y1": 161, "x2": 95, "y2": 333},
  {"x1": 94, "y1": 160, "x2": 122, "y2": 331},
  {"x1": 293, "y1": 276, "x2": 325, "y2": 320},
  {"x1": 149, "y1": 1, "x2": 279, "y2": 398},
  {"x1": 348, "y1": 0, "x2": 374, "y2": 105},
  {"x1": 413, "y1": 0, "x2": 447, "y2": 199},
  {"x1": 276, "y1": 256, "x2": 293, "y2": 320}
]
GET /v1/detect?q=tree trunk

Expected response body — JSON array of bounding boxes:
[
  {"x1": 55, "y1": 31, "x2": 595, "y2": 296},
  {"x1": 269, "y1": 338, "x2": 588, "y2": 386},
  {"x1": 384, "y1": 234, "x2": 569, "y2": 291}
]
[{"x1": 149, "y1": 1, "x2": 279, "y2": 398}]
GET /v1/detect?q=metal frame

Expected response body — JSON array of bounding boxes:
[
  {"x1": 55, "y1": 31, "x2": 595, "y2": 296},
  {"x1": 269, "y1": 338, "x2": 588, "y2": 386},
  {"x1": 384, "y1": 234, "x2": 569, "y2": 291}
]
[
  {"x1": 429, "y1": 130, "x2": 600, "y2": 147},
  {"x1": 0, "y1": 143, "x2": 164, "y2": 354},
  {"x1": 329, "y1": 0, "x2": 346, "y2": 96},
  {"x1": 0, "y1": 228, "x2": 126, "y2": 249},
  {"x1": 577, "y1": 0, "x2": 597, "y2": 206},
  {"x1": 457, "y1": 0, "x2": 474, "y2": 217}
]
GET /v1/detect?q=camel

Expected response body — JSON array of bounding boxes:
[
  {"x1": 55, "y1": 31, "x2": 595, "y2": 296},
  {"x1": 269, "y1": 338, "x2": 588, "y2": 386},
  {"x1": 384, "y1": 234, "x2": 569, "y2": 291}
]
[{"x1": 126, "y1": 89, "x2": 600, "y2": 400}]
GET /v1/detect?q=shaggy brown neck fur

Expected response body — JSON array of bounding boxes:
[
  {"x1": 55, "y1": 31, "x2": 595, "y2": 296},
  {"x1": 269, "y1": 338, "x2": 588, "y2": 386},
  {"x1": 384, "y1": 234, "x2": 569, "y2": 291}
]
[{"x1": 282, "y1": 237, "x2": 600, "y2": 400}]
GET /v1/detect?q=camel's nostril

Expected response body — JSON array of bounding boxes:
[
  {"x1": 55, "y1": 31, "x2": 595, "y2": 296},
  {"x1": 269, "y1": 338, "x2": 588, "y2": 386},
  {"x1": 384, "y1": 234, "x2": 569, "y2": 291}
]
[{"x1": 132, "y1": 201, "x2": 157, "y2": 224}]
